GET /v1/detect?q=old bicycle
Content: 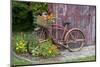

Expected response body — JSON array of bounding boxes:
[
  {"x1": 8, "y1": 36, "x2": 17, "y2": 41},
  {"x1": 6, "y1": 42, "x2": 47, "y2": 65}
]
[{"x1": 27, "y1": 15, "x2": 85, "y2": 55}]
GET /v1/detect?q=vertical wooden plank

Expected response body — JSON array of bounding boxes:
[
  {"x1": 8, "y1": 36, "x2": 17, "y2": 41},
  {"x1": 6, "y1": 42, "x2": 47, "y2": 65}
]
[
  {"x1": 90, "y1": 6, "x2": 96, "y2": 44},
  {"x1": 48, "y1": 3, "x2": 95, "y2": 45}
]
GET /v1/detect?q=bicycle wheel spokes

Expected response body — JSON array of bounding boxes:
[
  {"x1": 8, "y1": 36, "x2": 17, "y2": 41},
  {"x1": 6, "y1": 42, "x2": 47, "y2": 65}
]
[
  {"x1": 69, "y1": 33, "x2": 75, "y2": 40},
  {"x1": 27, "y1": 31, "x2": 38, "y2": 55},
  {"x1": 36, "y1": 27, "x2": 48, "y2": 42},
  {"x1": 64, "y1": 28, "x2": 85, "y2": 51}
]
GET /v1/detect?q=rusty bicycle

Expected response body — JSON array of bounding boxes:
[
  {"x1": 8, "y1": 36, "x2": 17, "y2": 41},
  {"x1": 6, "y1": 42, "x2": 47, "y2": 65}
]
[
  {"x1": 48, "y1": 22, "x2": 85, "y2": 51},
  {"x1": 27, "y1": 17, "x2": 85, "y2": 54}
]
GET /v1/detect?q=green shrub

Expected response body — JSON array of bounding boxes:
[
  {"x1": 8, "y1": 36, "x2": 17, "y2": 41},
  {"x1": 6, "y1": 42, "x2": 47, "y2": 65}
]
[
  {"x1": 15, "y1": 39, "x2": 27, "y2": 54},
  {"x1": 12, "y1": 1, "x2": 48, "y2": 32},
  {"x1": 32, "y1": 39, "x2": 60, "y2": 58},
  {"x1": 13, "y1": 33, "x2": 27, "y2": 54},
  {"x1": 27, "y1": 34, "x2": 39, "y2": 53}
]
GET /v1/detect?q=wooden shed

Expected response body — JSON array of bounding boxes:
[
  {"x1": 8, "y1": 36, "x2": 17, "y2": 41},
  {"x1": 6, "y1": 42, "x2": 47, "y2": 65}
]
[{"x1": 48, "y1": 3, "x2": 96, "y2": 45}]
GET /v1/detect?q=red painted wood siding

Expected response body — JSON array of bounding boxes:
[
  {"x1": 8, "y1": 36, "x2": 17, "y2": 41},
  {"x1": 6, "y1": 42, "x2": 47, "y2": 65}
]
[{"x1": 48, "y1": 3, "x2": 96, "y2": 45}]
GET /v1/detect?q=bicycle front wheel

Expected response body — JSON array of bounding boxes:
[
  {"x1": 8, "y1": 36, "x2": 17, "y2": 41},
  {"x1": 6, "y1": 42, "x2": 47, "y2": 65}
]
[
  {"x1": 64, "y1": 28, "x2": 85, "y2": 51},
  {"x1": 27, "y1": 27, "x2": 48, "y2": 55},
  {"x1": 26, "y1": 31, "x2": 38, "y2": 55}
]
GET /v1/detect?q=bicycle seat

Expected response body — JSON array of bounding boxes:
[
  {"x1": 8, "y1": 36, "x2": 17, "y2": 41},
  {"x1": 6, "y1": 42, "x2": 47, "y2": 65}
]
[{"x1": 63, "y1": 22, "x2": 71, "y2": 26}]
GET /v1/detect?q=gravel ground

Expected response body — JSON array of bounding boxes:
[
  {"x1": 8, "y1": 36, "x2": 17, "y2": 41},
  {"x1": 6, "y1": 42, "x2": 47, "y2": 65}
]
[{"x1": 13, "y1": 45, "x2": 96, "y2": 64}]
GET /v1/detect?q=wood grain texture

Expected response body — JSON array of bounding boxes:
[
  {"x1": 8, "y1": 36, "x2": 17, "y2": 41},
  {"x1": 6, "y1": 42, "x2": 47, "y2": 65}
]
[{"x1": 48, "y1": 4, "x2": 96, "y2": 45}]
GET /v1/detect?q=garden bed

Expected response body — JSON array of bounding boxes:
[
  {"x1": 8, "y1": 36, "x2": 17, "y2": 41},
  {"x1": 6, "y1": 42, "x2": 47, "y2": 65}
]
[{"x1": 12, "y1": 45, "x2": 95, "y2": 65}]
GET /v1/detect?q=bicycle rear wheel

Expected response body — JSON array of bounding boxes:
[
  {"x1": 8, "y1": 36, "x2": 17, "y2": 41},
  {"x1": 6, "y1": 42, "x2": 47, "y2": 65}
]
[{"x1": 64, "y1": 28, "x2": 85, "y2": 51}]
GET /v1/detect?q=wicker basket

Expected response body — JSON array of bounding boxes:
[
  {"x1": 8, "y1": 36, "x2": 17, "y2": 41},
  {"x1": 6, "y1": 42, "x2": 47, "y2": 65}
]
[{"x1": 36, "y1": 16, "x2": 48, "y2": 27}]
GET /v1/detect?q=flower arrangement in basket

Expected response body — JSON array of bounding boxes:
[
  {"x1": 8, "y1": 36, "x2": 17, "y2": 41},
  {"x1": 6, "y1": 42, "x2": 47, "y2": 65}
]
[{"x1": 36, "y1": 12, "x2": 55, "y2": 27}]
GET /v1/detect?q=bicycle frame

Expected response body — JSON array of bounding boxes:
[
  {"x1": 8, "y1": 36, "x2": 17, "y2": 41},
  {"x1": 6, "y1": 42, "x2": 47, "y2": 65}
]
[
  {"x1": 27, "y1": 22, "x2": 85, "y2": 55},
  {"x1": 33, "y1": 22, "x2": 85, "y2": 51},
  {"x1": 48, "y1": 23, "x2": 70, "y2": 44}
]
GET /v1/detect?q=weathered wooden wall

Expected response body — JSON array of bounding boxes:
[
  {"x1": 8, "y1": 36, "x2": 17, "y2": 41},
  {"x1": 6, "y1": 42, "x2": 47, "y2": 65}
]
[{"x1": 48, "y1": 3, "x2": 96, "y2": 45}]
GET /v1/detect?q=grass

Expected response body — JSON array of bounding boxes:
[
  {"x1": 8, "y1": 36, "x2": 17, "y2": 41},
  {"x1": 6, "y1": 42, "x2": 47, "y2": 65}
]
[
  {"x1": 11, "y1": 55, "x2": 32, "y2": 66},
  {"x1": 11, "y1": 32, "x2": 37, "y2": 66},
  {"x1": 66, "y1": 55, "x2": 96, "y2": 62},
  {"x1": 12, "y1": 32, "x2": 30, "y2": 66},
  {"x1": 75, "y1": 55, "x2": 96, "y2": 61},
  {"x1": 11, "y1": 55, "x2": 96, "y2": 66}
]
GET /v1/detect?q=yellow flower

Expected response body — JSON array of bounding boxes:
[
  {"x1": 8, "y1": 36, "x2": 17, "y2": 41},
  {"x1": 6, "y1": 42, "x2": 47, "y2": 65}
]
[
  {"x1": 49, "y1": 50, "x2": 52, "y2": 53},
  {"x1": 20, "y1": 42, "x2": 23, "y2": 45},
  {"x1": 16, "y1": 47, "x2": 19, "y2": 50},
  {"x1": 16, "y1": 43, "x2": 19, "y2": 46}
]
